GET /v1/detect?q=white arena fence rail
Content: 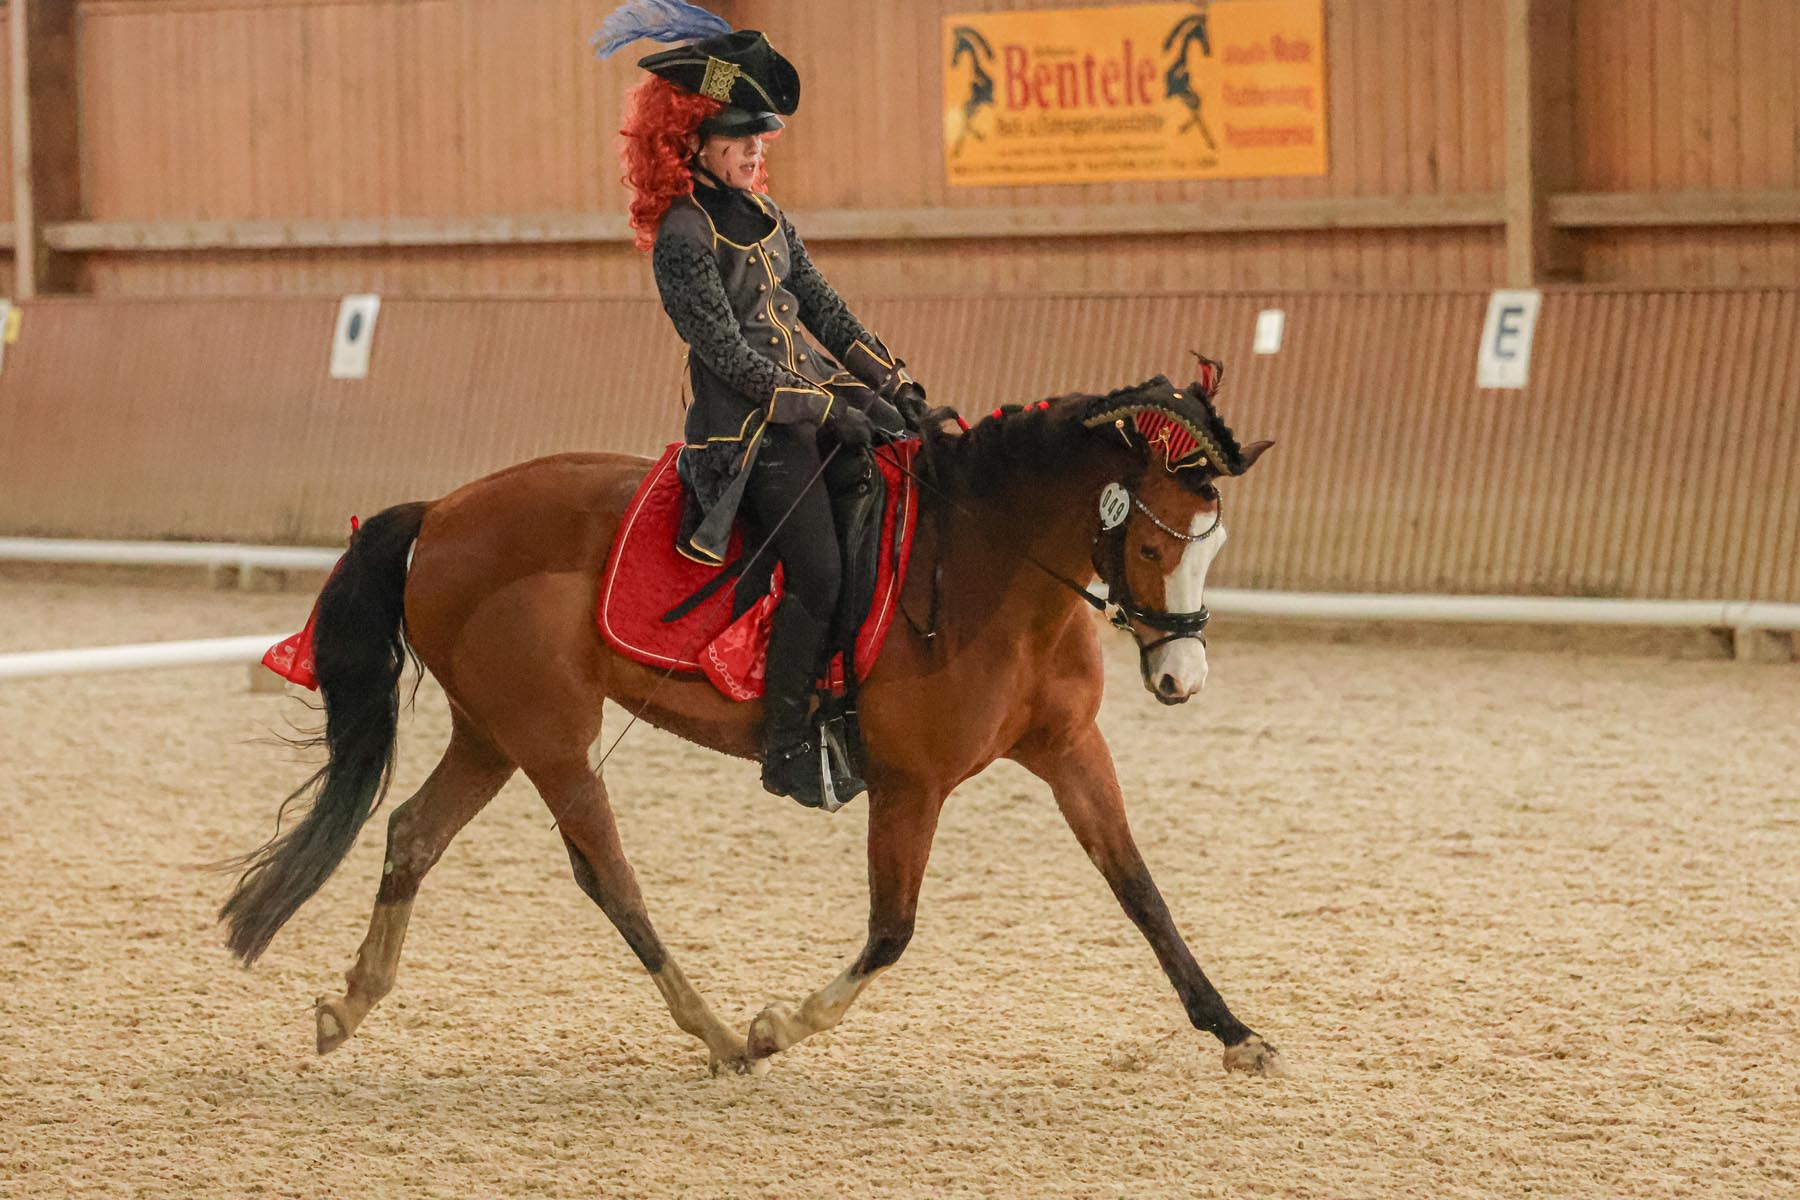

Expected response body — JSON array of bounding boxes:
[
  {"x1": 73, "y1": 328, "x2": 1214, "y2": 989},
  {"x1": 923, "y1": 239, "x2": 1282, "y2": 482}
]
[
  {"x1": 1204, "y1": 590, "x2": 1800, "y2": 632},
  {"x1": 0, "y1": 537, "x2": 341, "y2": 572},
  {"x1": 0, "y1": 539, "x2": 1796, "y2": 684},
  {"x1": 0, "y1": 635, "x2": 292, "y2": 681}
]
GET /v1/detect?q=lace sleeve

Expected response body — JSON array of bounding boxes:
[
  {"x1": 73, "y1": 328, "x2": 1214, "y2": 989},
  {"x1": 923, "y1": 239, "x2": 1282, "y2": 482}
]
[{"x1": 782, "y1": 215, "x2": 879, "y2": 365}]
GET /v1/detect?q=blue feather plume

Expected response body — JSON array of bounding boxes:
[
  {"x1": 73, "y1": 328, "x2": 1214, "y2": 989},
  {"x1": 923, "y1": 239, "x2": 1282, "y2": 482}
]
[{"x1": 591, "y1": 0, "x2": 732, "y2": 59}]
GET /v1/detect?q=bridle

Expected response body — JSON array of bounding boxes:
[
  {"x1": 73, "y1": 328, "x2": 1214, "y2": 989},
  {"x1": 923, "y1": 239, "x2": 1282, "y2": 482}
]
[
  {"x1": 1092, "y1": 482, "x2": 1222, "y2": 673},
  {"x1": 897, "y1": 445, "x2": 1224, "y2": 681}
]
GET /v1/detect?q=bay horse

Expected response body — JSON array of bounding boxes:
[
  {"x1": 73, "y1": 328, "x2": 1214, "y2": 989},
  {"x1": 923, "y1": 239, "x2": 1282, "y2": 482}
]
[{"x1": 217, "y1": 374, "x2": 1281, "y2": 1077}]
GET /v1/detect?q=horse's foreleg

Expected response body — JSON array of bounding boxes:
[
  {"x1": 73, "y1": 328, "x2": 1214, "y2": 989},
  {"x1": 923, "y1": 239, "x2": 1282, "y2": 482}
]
[
  {"x1": 535, "y1": 761, "x2": 753, "y2": 1075},
  {"x1": 316, "y1": 720, "x2": 515, "y2": 1054},
  {"x1": 747, "y1": 786, "x2": 942, "y2": 1061},
  {"x1": 1014, "y1": 724, "x2": 1283, "y2": 1076}
]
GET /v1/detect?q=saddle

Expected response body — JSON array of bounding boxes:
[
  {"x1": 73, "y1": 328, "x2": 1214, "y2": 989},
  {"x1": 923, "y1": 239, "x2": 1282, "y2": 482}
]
[{"x1": 596, "y1": 441, "x2": 920, "y2": 703}]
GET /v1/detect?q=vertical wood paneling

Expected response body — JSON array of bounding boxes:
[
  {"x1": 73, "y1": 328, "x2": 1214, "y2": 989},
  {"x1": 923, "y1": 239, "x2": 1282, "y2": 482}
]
[
  {"x1": 76, "y1": 0, "x2": 645, "y2": 220},
  {"x1": 19, "y1": 0, "x2": 1795, "y2": 295},
  {"x1": 3, "y1": 291, "x2": 1796, "y2": 603},
  {"x1": 66, "y1": 0, "x2": 1509, "y2": 295},
  {"x1": 1572, "y1": 0, "x2": 1800, "y2": 285},
  {"x1": 0, "y1": 15, "x2": 13, "y2": 222},
  {"x1": 0, "y1": 295, "x2": 687, "y2": 539}
]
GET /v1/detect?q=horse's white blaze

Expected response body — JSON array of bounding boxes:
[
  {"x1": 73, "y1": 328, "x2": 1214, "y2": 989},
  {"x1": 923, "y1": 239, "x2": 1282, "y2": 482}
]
[{"x1": 1146, "y1": 514, "x2": 1226, "y2": 696}]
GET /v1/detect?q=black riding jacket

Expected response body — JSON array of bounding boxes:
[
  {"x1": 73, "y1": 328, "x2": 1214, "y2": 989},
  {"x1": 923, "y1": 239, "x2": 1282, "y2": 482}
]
[{"x1": 652, "y1": 173, "x2": 909, "y2": 516}]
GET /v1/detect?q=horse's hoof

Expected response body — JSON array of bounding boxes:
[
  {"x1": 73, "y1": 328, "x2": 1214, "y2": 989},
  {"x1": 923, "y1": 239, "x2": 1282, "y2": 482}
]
[
  {"x1": 314, "y1": 998, "x2": 352, "y2": 1055},
  {"x1": 1222, "y1": 1034, "x2": 1286, "y2": 1077},
  {"x1": 746, "y1": 1002, "x2": 795, "y2": 1060},
  {"x1": 709, "y1": 1047, "x2": 769, "y2": 1078},
  {"x1": 706, "y1": 1031, "x2": 766, "y2": 1078}
]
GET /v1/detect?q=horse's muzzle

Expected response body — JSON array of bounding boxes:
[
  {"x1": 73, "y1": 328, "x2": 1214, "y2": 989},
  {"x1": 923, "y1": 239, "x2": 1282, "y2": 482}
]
[{"x1": 1144, "y1": 641, "x2": 1208, "y2": 703}]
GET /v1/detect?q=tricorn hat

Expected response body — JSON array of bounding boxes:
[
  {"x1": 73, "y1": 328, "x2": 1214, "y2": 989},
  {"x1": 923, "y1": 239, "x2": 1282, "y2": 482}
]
[
  {"x1": 1081, "y1": 365, "x2": 1255, "y2": 475},
  {"x1": 593, "y1": 3, "x2": 799, "y2": 135},
  {"x1": 639, "y1": 31, "x2": 800, "y2": 118}
]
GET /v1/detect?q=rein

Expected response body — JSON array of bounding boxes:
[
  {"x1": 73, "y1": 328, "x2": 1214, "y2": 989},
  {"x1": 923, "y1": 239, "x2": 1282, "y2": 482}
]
[{"x1": 895, "y1": 448, "x2": 1216, "y2": 660}]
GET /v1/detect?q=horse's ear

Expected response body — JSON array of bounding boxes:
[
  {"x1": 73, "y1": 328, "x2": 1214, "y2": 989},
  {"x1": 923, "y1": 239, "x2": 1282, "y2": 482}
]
[{"x1": 1236, "y1": 440, "x2": 1274, "y2": 473}]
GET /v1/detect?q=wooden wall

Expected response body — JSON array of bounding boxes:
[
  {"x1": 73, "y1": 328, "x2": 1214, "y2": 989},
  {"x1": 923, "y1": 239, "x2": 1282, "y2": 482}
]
[
  {"x1": 67, "y1": 0, "x2": 1508, "y2": 295},
  {"x1": 1569, "y1": 0, "x2": 1800, "y2": 285},
  {"x1": 734, "y1": 0, "x2": 1506, "y2": 293},
  {"x1": 0, "y1": 12, "x2": 11, "y2": 223},
  {"x1": 71, "y1": 0, "x2": 652, "y2": 294},
  {"x1": 0, "y1": 11, "x2": 14, "y2": 295},
  {"x1": 4, "y1": 291, "x2": 1797, "y2": 602},
  {"x1": 0, "y1": 0, "x2": 1789, "y2": 297}
]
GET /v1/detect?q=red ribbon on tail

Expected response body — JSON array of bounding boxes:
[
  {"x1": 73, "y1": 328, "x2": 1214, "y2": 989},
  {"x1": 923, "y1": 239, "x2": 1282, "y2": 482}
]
[{"x1": 261, "y1": 516, "x2": 359, "y2": 691}]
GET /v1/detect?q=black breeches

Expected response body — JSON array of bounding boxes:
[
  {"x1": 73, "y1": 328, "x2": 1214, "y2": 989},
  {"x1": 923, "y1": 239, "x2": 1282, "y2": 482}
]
[{"x1": 741, "y1": 422, "x2": 861, "y2": 623}]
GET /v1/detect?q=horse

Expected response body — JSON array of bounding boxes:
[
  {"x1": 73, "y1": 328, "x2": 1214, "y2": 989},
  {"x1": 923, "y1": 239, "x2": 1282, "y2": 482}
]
[{"x1": 216, "y1": 373, "x2": 1280, "y2": 1077}]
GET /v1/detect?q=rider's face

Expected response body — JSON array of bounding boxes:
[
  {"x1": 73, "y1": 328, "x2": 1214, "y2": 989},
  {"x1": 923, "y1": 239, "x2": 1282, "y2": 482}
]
[{"x1": 697, "y1": 134, "x2": 764, "y2": 189}]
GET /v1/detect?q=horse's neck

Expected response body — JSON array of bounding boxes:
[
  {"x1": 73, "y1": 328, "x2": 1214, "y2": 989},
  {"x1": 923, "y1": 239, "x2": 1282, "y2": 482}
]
[{"x1": 931, "y1": 449, "x2": 1111, "y2": 631}]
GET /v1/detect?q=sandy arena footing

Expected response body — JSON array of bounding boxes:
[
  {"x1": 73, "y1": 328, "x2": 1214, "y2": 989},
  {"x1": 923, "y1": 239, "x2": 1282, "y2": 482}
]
[{"x1": 2, "y1": 578, "x2": 1796, "y2": 1198}]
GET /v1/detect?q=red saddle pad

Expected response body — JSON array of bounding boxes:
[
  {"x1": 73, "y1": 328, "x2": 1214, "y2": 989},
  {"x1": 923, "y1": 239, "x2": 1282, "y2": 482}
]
[{"x1": 597, "y1": 441, "x2": 921, "y2": 701}]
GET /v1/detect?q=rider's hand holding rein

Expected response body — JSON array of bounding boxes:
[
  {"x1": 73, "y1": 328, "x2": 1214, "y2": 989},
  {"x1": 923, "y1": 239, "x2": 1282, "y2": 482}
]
[{"x1": 828, "y1": 403, "x2": 874, "y2": 452}]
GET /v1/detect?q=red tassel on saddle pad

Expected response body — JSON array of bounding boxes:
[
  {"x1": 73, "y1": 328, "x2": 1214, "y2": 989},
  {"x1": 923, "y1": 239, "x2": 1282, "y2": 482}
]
[{"x1": 261, "y1": 516, "x2": 358, "y2": 690}]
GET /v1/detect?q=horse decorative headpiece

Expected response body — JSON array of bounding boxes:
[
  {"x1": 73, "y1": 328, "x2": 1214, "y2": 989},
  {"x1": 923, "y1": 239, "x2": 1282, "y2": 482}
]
[
  {"x1": 1065, "y1": 359, "x2": 1271, "y2": 705},
  {"x1": 1079, "y1": 361, "x2": 1251, "y2": 476}
]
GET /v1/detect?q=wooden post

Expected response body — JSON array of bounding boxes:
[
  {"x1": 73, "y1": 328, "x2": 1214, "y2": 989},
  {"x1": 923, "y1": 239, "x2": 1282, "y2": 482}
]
[
  {"x1": 8, "y1": 0, "x2": 81, "y2": 296},
  {"x1": 1502, "y1": 0, "x2": 1577, "y2": 285}
]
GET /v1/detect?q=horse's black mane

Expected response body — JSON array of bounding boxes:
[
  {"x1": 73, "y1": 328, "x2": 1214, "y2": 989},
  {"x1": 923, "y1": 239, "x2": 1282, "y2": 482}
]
[
  {"x1": 924, "y1": 394, "x2": 1096, "y2": 499},
  {"x1": 923, "y1": 374, "x2": 1244, "y2": 498}
]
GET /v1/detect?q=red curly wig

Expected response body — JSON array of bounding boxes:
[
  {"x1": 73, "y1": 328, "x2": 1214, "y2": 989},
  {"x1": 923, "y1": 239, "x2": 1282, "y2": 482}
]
[{"x1": 618, "y1": 75, "x2": 778, "y2": 252}]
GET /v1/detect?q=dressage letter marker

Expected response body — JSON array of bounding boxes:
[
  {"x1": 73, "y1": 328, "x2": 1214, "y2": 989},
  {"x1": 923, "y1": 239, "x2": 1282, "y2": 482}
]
[
  {"x1": 1477, "y1": 289, "x2": 1542, "y2": 390},
  {"x1": 1253, "y1": 308, "x2": 1286, "y2": 355},
  {"x1": 329, "y1": 294, "x2": 382, "y2": 380}
]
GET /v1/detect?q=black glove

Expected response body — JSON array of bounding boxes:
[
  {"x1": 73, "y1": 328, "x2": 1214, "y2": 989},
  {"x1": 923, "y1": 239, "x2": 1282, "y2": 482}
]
[
  {"x1": 867, "y1": 398, "x2": 908, "y2": 444},
  {"x1": 830, "y1": 404, "x2": 873, "y2": 451},
  {"x1": 891, "y1": 381, "x2": 931, "y2": 432}
]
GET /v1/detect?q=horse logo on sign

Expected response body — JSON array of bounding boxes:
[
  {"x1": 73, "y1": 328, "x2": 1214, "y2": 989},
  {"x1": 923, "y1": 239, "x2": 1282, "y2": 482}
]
[
  {"x1": 1163, "y1": 8, "x2": 1218, "y2": 151},
  {"x1": 948, "y1": 24, "x2": 996, "y2": 158}
]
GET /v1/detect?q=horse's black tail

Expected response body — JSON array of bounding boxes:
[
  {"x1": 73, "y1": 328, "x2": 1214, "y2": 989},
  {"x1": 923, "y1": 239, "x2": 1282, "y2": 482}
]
[{"x1": 217, "y1": 501, "x2": 429, "y2": 965}]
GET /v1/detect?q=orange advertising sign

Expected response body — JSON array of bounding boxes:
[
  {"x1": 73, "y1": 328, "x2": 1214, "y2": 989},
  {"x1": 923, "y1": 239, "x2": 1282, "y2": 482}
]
[{"x1": 944, "y1": 1, "x2": 1327, "y2": 186}]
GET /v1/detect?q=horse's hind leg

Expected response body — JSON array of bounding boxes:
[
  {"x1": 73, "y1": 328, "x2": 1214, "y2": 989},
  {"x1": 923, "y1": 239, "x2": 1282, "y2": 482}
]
[
  {"x1": 746, "y1": 784, "x2": 944, "y2": 1062},
  {"x1": 531, "y1": 759, "x2": 753, "y2": 1075},
  {"x1": 315, "y1": 716, "x2": 515, "y2": 1054}
]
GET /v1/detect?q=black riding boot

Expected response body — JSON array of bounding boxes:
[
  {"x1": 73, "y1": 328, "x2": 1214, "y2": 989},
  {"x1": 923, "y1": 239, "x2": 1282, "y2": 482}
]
[{"x1": 760, "y1": 597, "x2": 832, "y2": 808}]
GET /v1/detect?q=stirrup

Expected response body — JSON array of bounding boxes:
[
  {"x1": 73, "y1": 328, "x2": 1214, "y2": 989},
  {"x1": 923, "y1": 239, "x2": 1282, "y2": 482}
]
[
  {"x1": 816, "y1": 712, "x2": 867, "y2": 812},
  {"x1": 761, "y1": 736, "x2": 829, "y2": 810},
  {"x1": 761, "y1": 720, "x2": 865, "y2": 813}
]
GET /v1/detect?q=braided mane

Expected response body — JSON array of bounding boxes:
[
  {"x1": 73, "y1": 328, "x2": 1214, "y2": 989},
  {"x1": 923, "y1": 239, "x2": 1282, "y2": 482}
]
[
  {"x1": 925, "y1": 395, "x2": 1096, "y2": 499},
  {"x1": 924, "y1": 371, "x2": 1245, "y2": 499}
]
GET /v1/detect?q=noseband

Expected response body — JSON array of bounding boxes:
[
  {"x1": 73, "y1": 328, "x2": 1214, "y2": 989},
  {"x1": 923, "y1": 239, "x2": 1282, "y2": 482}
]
[{"x1": 1093, "y1": 485, "x2": 1222, "y2": 667}]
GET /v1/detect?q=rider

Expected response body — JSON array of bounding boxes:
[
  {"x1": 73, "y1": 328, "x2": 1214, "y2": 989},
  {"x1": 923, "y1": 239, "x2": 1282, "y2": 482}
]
[{"x1": 600, "y1": 3, "x2": 932, "y2": 808}]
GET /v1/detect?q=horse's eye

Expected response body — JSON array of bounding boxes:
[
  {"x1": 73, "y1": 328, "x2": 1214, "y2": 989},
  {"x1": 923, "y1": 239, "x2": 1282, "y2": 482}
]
[{"x1": 1137, "y1": 544, "x2": 1161, "y2": 562}]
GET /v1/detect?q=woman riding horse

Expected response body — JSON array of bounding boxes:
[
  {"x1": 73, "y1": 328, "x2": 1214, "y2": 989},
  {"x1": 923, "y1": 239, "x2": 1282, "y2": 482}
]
[
  {"x1": 603, "y1": 4, "x2": 934, "y2": 810},
  {"x1": 216, "y1": 1, "x2": 1285, "y2": 1083}
]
